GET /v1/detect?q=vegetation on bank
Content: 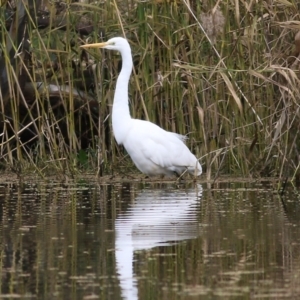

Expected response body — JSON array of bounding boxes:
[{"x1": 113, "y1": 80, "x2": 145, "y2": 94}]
[{"x1": 0, "y1": 0, "x2": 299, "y2": 180}]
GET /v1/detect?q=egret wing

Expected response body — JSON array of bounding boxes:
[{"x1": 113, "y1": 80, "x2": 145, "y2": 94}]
[{"x1": 124, "y1": 120, "x2": 195, "y2": 170}]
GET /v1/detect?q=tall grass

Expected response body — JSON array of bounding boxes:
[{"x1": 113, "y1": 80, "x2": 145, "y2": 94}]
[{"x1": 0, "y1": 0, "x2": 299, "y2": 180}]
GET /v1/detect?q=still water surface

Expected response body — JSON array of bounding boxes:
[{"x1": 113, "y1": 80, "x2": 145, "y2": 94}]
[{"x1": 0, "y1": 180, "x2": 300, "y2": 299}]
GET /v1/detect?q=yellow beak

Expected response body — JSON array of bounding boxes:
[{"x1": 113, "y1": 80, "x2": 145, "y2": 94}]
[{"x1": 80, "y1": 42, "x2": 108, "y2": 49}]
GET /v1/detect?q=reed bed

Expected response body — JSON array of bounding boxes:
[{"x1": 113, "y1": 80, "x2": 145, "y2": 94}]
[{"x1": 0, "y1": 0, "x2": 299, "y2": 180}]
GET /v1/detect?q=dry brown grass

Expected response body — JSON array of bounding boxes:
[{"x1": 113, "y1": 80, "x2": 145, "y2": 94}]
[{"x1": 0, "y1": 0, "x2": 299, "y2": 181}]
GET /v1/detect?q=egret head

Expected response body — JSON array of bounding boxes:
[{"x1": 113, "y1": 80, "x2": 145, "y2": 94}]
[{"x1": 80, "y1": 37, "x2": 130, "y2": 53}]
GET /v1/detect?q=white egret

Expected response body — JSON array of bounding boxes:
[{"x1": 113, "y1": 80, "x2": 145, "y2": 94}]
[{"x1": 81, "y1": 37, "x2": 202, "y2": 176}]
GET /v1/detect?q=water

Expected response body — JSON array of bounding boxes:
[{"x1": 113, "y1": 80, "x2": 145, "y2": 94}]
[{"x1": 0, "y1": 180, "x2": 300, "y2": 299}]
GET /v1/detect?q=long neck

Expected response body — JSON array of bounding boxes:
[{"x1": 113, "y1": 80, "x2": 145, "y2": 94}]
[{"x1": 112, "y1": 48, "x2": 133, "y2": 144}]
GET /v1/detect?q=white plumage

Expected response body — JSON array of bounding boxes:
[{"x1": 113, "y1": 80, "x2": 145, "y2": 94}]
[{"x1": 81, "y1": 37, "x2": 202, "y2": 176}]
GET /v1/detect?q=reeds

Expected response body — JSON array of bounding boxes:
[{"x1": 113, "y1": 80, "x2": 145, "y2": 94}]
[{"x1": 0, "y1": 0, "x2": 299, "y2": 180}]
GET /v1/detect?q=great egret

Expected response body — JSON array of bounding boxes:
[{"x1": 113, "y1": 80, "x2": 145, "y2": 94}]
[{"x1": 81, "y1": 37, "x2": 202, "y2": 176}]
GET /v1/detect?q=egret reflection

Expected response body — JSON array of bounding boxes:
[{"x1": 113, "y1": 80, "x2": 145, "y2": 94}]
[{"x1": 115, "y1": 184, "x2": 203, "y2": 300}]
